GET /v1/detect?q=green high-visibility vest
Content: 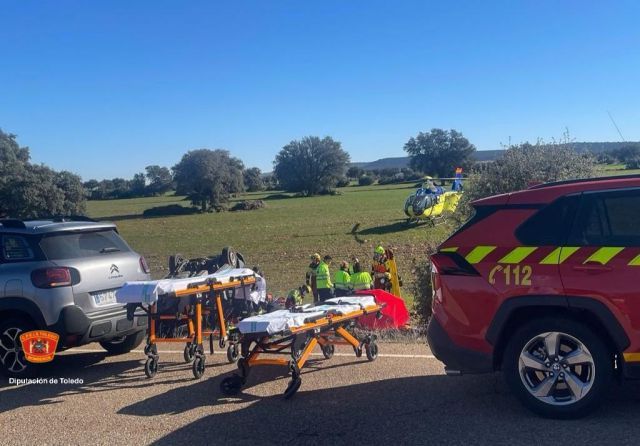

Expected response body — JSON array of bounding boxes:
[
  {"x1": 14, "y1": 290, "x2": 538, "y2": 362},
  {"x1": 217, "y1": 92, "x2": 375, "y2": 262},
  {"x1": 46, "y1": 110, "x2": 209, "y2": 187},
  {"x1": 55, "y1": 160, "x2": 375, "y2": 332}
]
[
  {"x1": 316, "y1": 261, "x2": 333, "y2": 289},
  {"x1": 334, "y1": 270, "x2": 351, "y2": 290},
  {"x1": 351, "y1": 272, "x2": 373, "y2": 290}
]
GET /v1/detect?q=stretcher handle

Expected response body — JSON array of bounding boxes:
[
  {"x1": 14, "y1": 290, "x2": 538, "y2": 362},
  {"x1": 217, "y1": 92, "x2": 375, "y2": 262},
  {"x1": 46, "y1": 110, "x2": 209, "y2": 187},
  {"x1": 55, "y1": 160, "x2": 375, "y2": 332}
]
[{"x1": 303, "y1": 309, "x2": 343, "y2": 324}]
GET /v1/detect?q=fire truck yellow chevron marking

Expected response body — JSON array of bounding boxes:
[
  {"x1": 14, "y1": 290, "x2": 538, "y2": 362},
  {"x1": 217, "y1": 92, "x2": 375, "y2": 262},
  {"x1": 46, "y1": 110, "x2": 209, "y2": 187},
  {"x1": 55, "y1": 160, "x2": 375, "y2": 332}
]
[
  {"x1": 465, "y1": 246, "x2": 497, "y2": 264},
  {"x1": 440, "y1": 247, "x2": 458, "y2": 253},
  {"x1": 584, "y1": 247, "x2": 624, "y2": 265},
  {"x1": 539, "y1": 247, "x2": 580, "y2": 265},
  {"x1": 628, "y1": 254, "x2": 640, "y2": 266},
  {"x1": 498, "y1": 247, "x2": 538, "y2": 264}
]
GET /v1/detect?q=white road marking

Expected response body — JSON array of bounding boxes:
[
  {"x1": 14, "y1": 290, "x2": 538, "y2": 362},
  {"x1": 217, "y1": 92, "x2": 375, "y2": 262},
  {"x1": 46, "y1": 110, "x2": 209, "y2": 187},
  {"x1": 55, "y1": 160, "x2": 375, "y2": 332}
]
[{"x1": 65, "y1": 348, "x2": 436, "y2": 359}]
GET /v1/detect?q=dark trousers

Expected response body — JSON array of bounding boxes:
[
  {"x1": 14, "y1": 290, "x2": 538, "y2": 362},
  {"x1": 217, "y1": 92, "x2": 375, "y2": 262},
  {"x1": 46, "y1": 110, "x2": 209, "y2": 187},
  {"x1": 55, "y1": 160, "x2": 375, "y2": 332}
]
[
  {"x1": 317, "y1": 288, "x2": 334, "y2": 301},
  {"x1": 334, "y1": 288, "x2": 350, "y2": 297}
]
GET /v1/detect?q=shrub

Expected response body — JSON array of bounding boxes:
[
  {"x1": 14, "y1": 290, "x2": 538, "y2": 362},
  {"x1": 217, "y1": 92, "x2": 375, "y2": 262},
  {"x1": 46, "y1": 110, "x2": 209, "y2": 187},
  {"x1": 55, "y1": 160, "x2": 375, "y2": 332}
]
[
  {"x1": 230, "y1": 200, "x2": 266, "y2": 211},
  {"x1": 336, "y1": 177, "x2": 351, "y2": 187},
  {"x1": 455, "y1": 141, "x2": 597, "y2": 223},
  {"x1": 410, "y1": 244, "x2": 437, "y2": 325},
  {"x1": 142, "y1": 204, "x2": 198, "y2": 218},
  {"x1": 358, "y1": 175, "x2": 375, "y2": 186}
]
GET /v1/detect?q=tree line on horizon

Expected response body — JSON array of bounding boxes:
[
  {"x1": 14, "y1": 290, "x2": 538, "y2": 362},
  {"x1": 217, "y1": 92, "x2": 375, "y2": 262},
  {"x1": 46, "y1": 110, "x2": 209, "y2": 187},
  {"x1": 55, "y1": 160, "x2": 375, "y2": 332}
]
[{"x1": 5, "y1": 125, "x2": 638, "y2": 218}]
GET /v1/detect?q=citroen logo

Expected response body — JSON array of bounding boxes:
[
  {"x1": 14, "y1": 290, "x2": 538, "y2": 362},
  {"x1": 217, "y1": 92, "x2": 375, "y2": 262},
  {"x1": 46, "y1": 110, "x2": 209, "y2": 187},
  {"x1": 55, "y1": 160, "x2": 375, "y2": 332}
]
[{"x1": 110, "y1": 264, "x2": 120, "y2": 275}]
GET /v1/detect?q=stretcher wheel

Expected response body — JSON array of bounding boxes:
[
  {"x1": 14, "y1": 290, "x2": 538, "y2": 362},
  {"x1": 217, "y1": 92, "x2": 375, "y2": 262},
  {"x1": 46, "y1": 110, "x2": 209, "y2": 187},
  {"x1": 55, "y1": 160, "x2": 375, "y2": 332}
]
[
  {"x1": 365, "y1": 341, "x2": 378, "y2": 361},
  {"x1": 354, "y1": 346, "x2": 363, "y2": 358},
  {"x1": 192, "y1": 355, "x2": 206, "y2": 379},
  {"x1": 144, "y1": 357, "x2": 158, "y2": 378},
  {"x1": 219, "y1": 337, "x2": 226, "y2": 349},
  {"x1": 283, "y1": 377, "x2": 302, "y2": 399},
  {"x1": 227, "y1": 344, "x2": 240, "y2": 363},
  {"x1": 220, "y1": 375, "x2": 244, "y2": 396},
  {"x1": 321, "y1": 344, "x2": 335, "y2": 359},
  {"x1": 183, "y1": 343, "x2": 196, "y2": 363}
]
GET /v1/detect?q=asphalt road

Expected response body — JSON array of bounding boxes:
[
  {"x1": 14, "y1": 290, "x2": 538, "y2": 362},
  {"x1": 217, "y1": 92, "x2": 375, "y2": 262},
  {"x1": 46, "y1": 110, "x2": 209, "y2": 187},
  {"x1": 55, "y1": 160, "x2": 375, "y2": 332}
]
[{"x1": 1, "y1": 342, "x2": 640, "y2": 446}]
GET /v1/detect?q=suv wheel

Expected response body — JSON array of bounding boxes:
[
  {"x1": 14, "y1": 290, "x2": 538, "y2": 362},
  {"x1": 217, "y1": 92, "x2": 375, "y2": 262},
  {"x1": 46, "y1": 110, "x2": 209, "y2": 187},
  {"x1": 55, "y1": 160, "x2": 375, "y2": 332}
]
[
  {"x1": 99, "y1": 330, "x2": 145, "y2": 355},
  {"x1": 502, "y1": 317, "x2": 612, "y2": 419},
  {"x1": 0, "y1": 317, "x2": 37, "y2": 378}
]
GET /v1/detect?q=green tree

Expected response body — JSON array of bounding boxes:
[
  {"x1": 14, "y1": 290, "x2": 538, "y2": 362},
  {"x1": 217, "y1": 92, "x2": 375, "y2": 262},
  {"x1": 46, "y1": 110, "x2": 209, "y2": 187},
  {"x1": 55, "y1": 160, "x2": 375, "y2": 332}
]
[
  {"x1": 273, "y1": 136, "x2": 350, "y2": 196},
  {"x1": 173, "y1": 149, "x2": 244, "y2": 211},
  {"x1": 0, "y1": 129, "x2": 86, "y2": 218},
  {"x1": 145, "y1": 165, "x2": 173, "y2": 195},
  {"x1": 404, "y1": 128, "x2": 476, "y2": 177},
  {"x1": 243, "y1": 167, "x2": 264, "y2": 192},
  {"x1": 130, "y1": 173, "x2": 147, "y2": 197},
  {"x1": 346, "y1": 166, "x2": 363, "y2": 179}
]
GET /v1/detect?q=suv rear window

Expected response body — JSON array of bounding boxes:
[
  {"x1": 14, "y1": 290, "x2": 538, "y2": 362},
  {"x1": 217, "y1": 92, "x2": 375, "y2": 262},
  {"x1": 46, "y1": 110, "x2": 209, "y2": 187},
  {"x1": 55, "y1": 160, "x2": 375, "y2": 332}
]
[
  {"x1": 40, "y1": 230, "x2": 131, "y2": 260},
  {"x1": 568, "y1": 189, "x2": 640, "y2": 246}
]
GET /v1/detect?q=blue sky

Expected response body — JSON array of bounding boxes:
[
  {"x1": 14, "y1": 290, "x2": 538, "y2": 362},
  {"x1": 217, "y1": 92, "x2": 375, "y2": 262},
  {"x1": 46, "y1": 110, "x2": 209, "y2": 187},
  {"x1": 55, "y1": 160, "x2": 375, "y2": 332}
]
[{"x1": 1, "y1": 1, "x2": 639, "y2": 180}]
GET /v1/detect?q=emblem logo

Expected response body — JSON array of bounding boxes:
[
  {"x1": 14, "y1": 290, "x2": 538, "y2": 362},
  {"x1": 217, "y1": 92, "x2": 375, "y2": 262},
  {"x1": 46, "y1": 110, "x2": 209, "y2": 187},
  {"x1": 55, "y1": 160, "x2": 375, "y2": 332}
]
[{"x1": 19, "y1": 330, "x2": 59, "y2": 363}]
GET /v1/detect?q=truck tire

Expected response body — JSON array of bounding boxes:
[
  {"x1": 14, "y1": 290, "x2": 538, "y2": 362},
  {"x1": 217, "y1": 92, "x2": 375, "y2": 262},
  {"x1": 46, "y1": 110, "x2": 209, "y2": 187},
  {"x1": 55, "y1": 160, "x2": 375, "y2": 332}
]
[{"x1": 502, "y1": 317, "x2": 612, "y2": 419}]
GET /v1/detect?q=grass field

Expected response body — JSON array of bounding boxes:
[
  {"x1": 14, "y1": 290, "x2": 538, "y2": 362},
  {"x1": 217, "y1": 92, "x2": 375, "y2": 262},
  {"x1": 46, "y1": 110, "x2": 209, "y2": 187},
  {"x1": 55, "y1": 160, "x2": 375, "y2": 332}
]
[{"x1": 86, "y1": 184, "x2": 452, "y2": 305}]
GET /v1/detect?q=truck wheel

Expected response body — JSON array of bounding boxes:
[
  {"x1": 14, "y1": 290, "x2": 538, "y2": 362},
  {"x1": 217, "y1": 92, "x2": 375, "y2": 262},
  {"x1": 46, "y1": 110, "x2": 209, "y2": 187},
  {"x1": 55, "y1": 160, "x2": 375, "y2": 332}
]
[
  {"x1": 0, "y1": 317, "x2": 37, "y2": 378},
  {"x1": 100, "y1": 330, "x2": 145, "y2": 355},
  {"x1": 502, "y1": 317, "x2": 612, "y2": 419}
]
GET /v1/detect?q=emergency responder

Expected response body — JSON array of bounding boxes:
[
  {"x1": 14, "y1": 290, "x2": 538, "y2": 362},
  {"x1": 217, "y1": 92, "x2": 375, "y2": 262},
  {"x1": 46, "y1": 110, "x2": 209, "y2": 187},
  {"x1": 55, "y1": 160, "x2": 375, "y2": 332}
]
[
  {"x1": 286, "y1": 285, "x2": 311, "y2": 308},
  {"x1": 351, "y1": 261, "x2": 373, "y2": 290},
  {"x1": 333, "y1": 260, "x2": 351, "y2": 297},
  {"x1": 306, "y1": 253, "x2": 321, "y2": 302},
  {"x1": 316, "y1": 255, "x2": 334, "y2": 301},
  {"x1": 372, "y1": 245, "x2": 392, "y2": 291}
]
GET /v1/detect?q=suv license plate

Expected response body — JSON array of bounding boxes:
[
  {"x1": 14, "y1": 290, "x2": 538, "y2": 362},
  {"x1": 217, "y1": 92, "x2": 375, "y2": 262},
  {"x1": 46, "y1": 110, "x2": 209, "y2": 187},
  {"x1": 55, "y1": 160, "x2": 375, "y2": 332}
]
[{"x1": 92, "y1": 290, "x2": 118, "y2": 306}]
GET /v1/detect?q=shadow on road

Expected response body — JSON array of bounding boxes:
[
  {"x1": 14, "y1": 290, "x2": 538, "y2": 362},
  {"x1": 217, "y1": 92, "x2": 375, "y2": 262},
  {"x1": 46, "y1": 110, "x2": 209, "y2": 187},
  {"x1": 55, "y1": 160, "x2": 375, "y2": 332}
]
[{"x1": 148, "y1": 373, "x2": 640, "y2": 445}]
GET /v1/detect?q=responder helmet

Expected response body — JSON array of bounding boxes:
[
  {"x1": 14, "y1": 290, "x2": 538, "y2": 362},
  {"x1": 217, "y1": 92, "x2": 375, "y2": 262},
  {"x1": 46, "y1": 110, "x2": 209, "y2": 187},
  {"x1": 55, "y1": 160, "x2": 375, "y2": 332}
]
[
  {"x1": 311, "y1": 253, "x2": 321, "y2": 262},
  {"x1": 374, "y1": 246, "x2": 385, "y2": 255}
]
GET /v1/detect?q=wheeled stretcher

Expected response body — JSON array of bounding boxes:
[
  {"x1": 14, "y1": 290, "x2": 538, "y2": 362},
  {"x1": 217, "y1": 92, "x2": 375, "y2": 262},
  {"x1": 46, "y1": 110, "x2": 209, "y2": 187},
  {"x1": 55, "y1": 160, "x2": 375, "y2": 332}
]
[
  {"x1": 220, "y1": 295, "x2": 385, "y2": 399},
  {"x1": 116, "y1": 267, "x2": 258, "y2": 379}
]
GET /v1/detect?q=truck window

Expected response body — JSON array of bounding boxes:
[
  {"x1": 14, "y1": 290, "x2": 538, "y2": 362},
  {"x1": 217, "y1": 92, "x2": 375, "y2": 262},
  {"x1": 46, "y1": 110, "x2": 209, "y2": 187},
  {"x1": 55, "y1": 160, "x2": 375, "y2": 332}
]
[
  {"x1": 515, "y1": 195, "x2": 580, "y2": 246},
  {"x1": 568, "y1": 189, "x2": 640, "y2": 247}
]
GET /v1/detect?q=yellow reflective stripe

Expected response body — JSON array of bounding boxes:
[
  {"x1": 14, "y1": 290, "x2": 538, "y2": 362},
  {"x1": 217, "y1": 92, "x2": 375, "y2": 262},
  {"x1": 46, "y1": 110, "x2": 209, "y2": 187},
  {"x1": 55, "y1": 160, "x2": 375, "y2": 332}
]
[
  {"x1": 465, "y1": 246, "x2": 497, "y2": 264},
  {"x1": 628, "y1": 254, "x2": 640, "y2": 266},
  {"x1": 498, "y1": 247, "x2": 538, "y2": 264},
  {"x1": 623, "y1": 353, "x2": 640, "y2": 362},
  {"x1": 440, "y1": 247, "x2": 458, "y2": 252},
  {"x1": 584, "y1": 247, "x2": 624, "y2": 265},
  {"x1": 539, "y1": 247, "x2": 580, "y2": 265}
]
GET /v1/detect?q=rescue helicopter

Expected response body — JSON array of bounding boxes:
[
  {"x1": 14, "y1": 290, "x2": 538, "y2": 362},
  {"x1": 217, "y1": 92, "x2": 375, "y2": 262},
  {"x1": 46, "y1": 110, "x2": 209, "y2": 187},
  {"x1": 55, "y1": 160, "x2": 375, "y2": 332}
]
[{"x1": 403, "y1": 167, "x2": 464, "y2": 225}]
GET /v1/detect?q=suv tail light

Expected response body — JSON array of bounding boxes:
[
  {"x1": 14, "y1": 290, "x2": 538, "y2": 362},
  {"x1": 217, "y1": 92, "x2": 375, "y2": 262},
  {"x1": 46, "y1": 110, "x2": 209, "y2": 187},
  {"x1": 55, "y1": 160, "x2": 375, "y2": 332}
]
[
  {"x1": 139, "y1": 256, "x2": 150, "y2": 274},
  {"x1": 31, "y1": 268, "x2": 73, "y2": 288},
  {"x1": 430, "y1": 252, "x2": 479, "y2": 277}
]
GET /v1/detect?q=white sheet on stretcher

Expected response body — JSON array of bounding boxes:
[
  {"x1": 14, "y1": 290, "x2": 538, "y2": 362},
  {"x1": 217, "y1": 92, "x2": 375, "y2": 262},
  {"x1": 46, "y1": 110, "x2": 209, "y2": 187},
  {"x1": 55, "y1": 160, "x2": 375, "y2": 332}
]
[
  {"x1": 238, "y1": 294, "x2": 377, "y2": 335},
  {"x1": 115, "y1": 267, "x2": 257, "y2": 305}
]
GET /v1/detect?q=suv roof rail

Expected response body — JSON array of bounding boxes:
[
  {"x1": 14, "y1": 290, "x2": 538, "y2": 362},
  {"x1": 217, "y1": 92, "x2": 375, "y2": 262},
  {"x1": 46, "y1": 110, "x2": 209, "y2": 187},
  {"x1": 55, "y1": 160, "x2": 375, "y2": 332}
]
[
  {"x1": 528, "y1": 174, "x2": 640, "y2": 190},
  {"x1": 49, "y1": 215, "x2": 97, "y2": 223},
  {"x1": 0, "y1": 219, "x2": 27, "y2": 229}
]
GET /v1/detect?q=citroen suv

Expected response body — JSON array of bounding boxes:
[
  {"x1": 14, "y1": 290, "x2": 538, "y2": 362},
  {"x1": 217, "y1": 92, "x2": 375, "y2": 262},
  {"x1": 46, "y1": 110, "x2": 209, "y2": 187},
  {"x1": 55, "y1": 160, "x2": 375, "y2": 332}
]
[
  {"x1": 0, "y1": 218, "x2": 150, "y2": 377},
  {"x1": 428, "y1": 174, "x2": 640, "y2": 418}
]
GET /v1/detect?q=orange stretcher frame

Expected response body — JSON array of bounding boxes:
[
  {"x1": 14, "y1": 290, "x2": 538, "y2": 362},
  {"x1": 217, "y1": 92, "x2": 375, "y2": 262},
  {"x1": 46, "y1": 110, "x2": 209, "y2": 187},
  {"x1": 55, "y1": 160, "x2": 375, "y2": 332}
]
[
  {"x1": 136, "y1": 275, "x2": 256, "y2": 379},
  {"x1": 219, "y1": 301, "x2": 385, "y2": 399}
]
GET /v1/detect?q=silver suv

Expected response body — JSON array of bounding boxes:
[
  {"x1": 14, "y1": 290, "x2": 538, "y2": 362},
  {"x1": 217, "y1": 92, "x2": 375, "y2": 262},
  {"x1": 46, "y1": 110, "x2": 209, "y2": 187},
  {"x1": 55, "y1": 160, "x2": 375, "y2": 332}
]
[{"x1": 0, "y1": 218, "x2": 150, "y2": 377}]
